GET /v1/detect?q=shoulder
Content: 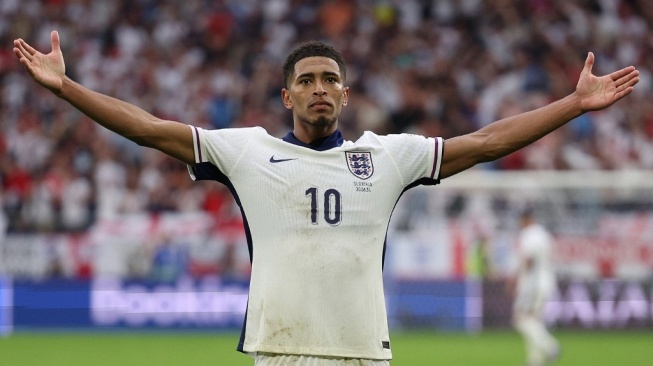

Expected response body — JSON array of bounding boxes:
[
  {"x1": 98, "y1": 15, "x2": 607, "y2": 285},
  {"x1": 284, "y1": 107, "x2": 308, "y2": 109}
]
[
  {"x1": 354, "y1": 131, "x2": 433, "y2": 145},
  {"x1": 201, "y1": 126, "x2": 267, "y2": 136},
  {"x1": 198, "y1": 126, "x2": 271, "y2": 141}
]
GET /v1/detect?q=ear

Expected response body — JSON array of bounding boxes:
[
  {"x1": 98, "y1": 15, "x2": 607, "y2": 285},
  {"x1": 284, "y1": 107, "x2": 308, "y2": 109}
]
[
  {"x1": 281, "y1": 88, "x2": 293, "y2": 110},
  {"x1": 342, "y1": 86, "x2": 350, "y2": 106}
]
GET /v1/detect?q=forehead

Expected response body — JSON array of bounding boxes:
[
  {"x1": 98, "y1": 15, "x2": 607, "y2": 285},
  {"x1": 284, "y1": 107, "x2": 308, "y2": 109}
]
[{"x1": 293, "y1": 56, "x2": 341, "y2": 78}]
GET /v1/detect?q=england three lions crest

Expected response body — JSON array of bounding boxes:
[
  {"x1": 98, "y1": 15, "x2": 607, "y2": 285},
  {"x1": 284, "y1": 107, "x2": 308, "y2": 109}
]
[{"x1": 345, "y1": 151, "x2": 374, "y2": 180}]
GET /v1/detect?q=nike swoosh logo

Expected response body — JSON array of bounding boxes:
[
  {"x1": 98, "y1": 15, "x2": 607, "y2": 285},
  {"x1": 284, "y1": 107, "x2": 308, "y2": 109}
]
[{"x1": 269, "y1": 156, "x2": 298, "y2": 163}]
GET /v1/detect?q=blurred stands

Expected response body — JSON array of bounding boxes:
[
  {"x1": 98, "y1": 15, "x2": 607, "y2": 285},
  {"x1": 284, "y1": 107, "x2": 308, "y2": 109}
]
[{"x1": 1, "y1": 0, "x2": 653, "y2": 280}]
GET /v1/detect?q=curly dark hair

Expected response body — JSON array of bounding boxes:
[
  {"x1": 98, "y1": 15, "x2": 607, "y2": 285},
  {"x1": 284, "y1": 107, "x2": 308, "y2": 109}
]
[{"x1": 282, "y1": 40, "x2": 347, "y2": 88}]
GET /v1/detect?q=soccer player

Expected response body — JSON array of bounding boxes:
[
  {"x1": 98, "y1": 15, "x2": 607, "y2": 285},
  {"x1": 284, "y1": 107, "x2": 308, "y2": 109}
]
[
  {"x1": 13, "y1": 31, "x2": 638, "y2": 365},
  {"x1": 511, "y1": 208, "x2": 560, "y2": 366}
]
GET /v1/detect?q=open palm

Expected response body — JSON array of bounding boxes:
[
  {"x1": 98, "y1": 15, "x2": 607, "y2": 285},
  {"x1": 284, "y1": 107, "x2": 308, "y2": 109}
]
[
  {"x1": 13, "y1": 30, "x2": 65, "y2": 93},
  {"x1": 576, "y1": 52, "x2": 639, "y2": 112}
]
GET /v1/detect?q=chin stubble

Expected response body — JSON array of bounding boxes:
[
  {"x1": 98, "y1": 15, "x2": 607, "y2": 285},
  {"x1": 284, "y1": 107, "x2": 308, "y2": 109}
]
[{"x1": 305, "y1": 115, "x2": 336, "y2": 128}]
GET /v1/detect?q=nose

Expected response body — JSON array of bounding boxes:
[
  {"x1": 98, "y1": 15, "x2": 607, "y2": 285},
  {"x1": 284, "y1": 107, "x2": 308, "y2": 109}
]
[{"x1": 313, "y1": 82, "x2": 327, "y2": 96}]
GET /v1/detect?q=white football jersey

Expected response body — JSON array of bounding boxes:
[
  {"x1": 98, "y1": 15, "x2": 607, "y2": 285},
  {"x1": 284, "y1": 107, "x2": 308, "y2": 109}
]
[
  {"x1": 188, "y1": 126, "x2": 443, "y2": 360},
  {"x1": 516, "y1": 223, "x2": 556, "y2": 298}
]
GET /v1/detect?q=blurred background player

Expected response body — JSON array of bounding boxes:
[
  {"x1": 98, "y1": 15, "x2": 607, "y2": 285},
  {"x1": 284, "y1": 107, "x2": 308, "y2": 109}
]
[{"x1": 511, "y1": 208, "x2": 560, "y2": 366}]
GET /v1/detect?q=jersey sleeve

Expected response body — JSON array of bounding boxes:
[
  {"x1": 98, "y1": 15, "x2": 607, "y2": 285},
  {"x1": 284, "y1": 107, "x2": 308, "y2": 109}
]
[
  {"x1": 378, "y1": 133, "x2": 444, "y2": 187},
  {"x1": 187, "y1": 126, "x2": 258, "y2": 181}
]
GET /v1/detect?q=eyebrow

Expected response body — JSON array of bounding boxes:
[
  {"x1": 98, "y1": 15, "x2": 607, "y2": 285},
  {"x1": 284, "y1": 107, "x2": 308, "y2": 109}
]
[{"x1": 296, "y1": 71, "x2": 341, "y2": 80}]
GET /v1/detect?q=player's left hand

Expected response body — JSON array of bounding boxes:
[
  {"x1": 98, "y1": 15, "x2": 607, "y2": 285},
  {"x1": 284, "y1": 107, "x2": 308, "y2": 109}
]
[{"x1": 575, "y1": 52, "x2": 639, "y2": 112}]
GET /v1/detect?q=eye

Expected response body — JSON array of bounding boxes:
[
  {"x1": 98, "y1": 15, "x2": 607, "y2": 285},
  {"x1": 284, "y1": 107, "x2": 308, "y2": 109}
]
[
  {"x1": 300, "y1": 79, "x2": 311, "y2": 85},
  {"x1": 326, "y1": 77, "x2": 337, "y2": 83}
]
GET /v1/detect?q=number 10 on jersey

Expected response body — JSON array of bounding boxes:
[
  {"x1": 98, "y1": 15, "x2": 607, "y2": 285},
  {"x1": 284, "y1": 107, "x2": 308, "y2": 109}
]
[{"x1": 306, "y1": 187, "x2": 342, "y2": 225}]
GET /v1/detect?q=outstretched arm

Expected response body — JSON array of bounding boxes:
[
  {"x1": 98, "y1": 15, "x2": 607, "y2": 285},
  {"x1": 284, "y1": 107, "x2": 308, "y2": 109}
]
[
  {"x1": 439, "y1": 52, "x2": 639, "y2": 179},
  {"x1": 13, "y1": 30, "x2": 195, "y2": 165}
]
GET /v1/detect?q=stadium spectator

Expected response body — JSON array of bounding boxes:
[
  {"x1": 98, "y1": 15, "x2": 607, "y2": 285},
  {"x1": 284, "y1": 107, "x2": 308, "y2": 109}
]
[
  {"x1": 1, "y1": 0, "x2": 652, "y2": 297},
  {"x1": 2, "y1": 1, "x2": 653, "y2": 235}
]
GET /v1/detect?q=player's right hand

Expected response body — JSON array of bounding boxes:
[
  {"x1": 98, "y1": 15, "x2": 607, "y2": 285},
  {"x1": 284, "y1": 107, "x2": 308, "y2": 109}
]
[{"x1": 13, "y1": 30, "x2": 65, "y2": 94}]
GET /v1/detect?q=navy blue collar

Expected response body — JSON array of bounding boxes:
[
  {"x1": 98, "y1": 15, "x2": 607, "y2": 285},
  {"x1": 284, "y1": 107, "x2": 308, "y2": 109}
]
[{"x1": 282, "y1": 130, "x2": 344, "y2": 151}]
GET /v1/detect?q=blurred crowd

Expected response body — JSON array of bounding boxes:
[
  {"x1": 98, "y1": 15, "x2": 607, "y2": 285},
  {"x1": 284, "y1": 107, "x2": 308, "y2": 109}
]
[{"x1": 1, "y1": 0, "x2": 653, "y2": 234}]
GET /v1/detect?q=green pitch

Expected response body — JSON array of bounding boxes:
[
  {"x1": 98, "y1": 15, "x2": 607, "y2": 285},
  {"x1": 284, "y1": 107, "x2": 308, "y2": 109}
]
[{"x1": 0, "y1": 329, "x2": 651, "y2": 366}]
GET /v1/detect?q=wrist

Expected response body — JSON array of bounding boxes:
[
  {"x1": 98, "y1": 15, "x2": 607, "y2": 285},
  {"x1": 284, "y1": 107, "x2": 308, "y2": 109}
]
[
  {"x1": 567, "y1": 92, "x2": 585, "y2": 117},
  {"x1": 53, "y1": 75, "x2": 70, "y2": 98}
]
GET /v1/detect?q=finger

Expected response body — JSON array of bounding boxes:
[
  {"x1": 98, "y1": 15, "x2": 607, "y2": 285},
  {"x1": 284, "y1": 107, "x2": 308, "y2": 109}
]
[
  {"x1": 13, "y1": 41, "x2": 34, "y2": 61},
  {"x1": 51, "y1": 30, "x2": 61, "y2": 53},
  {"x1": 17, "y1": 56, "x2": 37, "y2": 78},
  {"x1": 614, "y1": 73, "x2": 639, "y2": 99},
  {"x1": 582, "y1": 51, "x2": 594, "y2": 75},
  {"x1": 13, "y1": 45, "x2": 25, "y2": 59},
  {"x1": 621, "y1": 72, "x2": 640, "y2": 90},
  {"x1": 614, "y1": 86, "x2": 635, "y2": 101},
  {"x1": 610, "y1": 66, "x2": 637, "y2": 82},
  {"x1": 613, "y1": 70, "x2": 639, "y2": 94},
  {"x1": 16, "y1": 38, "x2": 38, "y2": 57},
  {"x1": 618, "y1": 69, "x2": 639, "y2": 85},
  {"x1": 12, "y1": 47, "x2": 24, "y2": 62}
]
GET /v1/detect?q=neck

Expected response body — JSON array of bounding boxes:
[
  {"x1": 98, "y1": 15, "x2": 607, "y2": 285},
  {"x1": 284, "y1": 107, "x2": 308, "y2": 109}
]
[{"x1": 293, "y1": 121, "x2": 338, "y2": 144}]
